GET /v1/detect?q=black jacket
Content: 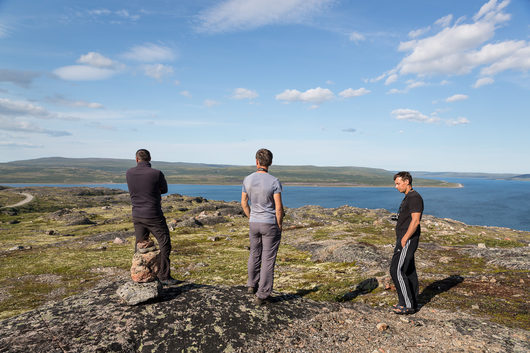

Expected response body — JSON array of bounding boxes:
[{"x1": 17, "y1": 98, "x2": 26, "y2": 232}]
[{"x1": 126, "y1": 161, "x2": 168, "y2": 218}]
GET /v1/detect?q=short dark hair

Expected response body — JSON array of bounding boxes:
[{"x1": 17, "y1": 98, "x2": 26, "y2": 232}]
[
  {"x1": 255, "y1": 148, "x2": 273, "y2": 167},
  {"x1": 394, "y1": 171, "x2": 412, "y2": 185},
  {"x1": 136, "y1": 149, "x2": 151, "y2": 162}
]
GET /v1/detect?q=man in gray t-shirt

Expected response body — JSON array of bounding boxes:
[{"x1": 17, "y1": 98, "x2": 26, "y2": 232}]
[{"x1": 241, "y1": 148, "x2": 284, "y2": 305}]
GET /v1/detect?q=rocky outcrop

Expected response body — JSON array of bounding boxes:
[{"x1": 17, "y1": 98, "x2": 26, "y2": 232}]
[
  {"x1": 116, "y1": 281, "x2": 162, "y2": 305},
  {"x1": 130, "y1": 239, "x2": 160, "y2": 283}
]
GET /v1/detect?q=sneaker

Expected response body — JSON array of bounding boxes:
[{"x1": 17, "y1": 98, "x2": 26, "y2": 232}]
[{"x1": 159, "y1": 277, "x2": 180, "y2": 286}]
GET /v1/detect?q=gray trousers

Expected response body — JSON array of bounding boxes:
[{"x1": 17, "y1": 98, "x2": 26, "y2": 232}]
[{"x1": 247, "y1": 222, "x2": 282, "y2": 299}]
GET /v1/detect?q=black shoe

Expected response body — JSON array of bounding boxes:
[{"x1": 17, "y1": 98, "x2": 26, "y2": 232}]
[{"x1": 159, "y1": 277, "x2": 180, "y2": 286}]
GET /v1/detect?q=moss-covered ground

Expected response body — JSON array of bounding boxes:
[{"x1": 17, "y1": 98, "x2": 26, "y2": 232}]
[{"x1": 0, "y1": 186, "x2": 528, "y2": 331}]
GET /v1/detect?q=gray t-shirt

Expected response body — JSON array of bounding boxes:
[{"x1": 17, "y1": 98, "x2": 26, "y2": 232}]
[{"x1": 242, "y1": 172, "x2": 282, "y2": 224}]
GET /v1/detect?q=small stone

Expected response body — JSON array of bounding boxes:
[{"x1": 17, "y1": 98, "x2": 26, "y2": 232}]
[
  {"x1": 489, "y1": 278, "x2": 497, "y2": 283},
  {"x1": 8, "y1": 245, "x2": 24, "y2": 251},
  {"x1": 101, "y1": 206, "x2": 111, "y2": 210},
  {"x1": 472, "y1": 304, "x2": 480, "y2": 310},
  {"x1": 225, "y1": 236, "x2": 232, "y2": 241},
  {"x1": 113, "y1": 237, "x2": 125, "y2": 244},
  {"x1": 477, "y1": 243, "x2": 486, "y2": 248},
  {"x1": 207, "y1": 236, "x2": 220, "y2": 242},
  {"x1": 439, "y1": 256, "x2": 452, "y2": 264},
  {"x1": 376, "y1": 322, "x2": 389, "y2": 331},
  {"x1": 45, "y1": 230, "x2": 56, "y2": 235}
]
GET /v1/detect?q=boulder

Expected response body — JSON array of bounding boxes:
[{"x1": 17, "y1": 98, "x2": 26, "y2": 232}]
[{"x1": 116, "y1": 281, "x2": 162, "y2": 305}]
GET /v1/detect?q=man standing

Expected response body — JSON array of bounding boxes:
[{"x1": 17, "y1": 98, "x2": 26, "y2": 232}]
[
  {"x1": 241, "y1": 149, "x2": 284, "y2": 305},
  {"x1": 390, "y1": 171, "x2": 423, "y2": 314},
  {"x1": 126, "y1": 149, "x2": 177, "y2": 286}
]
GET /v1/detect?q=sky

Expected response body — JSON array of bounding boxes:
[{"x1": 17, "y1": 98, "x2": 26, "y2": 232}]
[{"x1": 0, "y1": 0, "x2": 529, "y2": 173}]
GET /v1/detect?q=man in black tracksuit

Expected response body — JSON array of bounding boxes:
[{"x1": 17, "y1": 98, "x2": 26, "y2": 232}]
[
  {"x1": 126, "y1": 149, "x2": 177, "y2": 285},
  {"x1": 390, "y1": 171, "x2": 423, "y2": 314}
]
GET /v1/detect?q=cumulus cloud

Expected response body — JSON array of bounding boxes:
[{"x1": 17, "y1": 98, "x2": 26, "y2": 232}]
[
  {"x1": 338, "y1": 87, "x2": 370, "y2": 98},
  {"x1": 473, "y1": 77, "x2": 494, "y2": 88},
  {"x1": 349, "y1": 32, "x2": 365, "y2": 43},
  {"x1": 392, "y1": 108, "x2": 438, "y2": 123},
  {"x1": 54, "y1": 52, "x2": 121, "y2": 81},
  {"x1": 377, "y1": 0, "x2": 530, "y2": 85},
  {"x1": 276, "y1": 87, "x2": 334, "y2": 104},
  {"x1": 447, "y1": 117, "x2": 470, "y2": 126},
  {"x1": 197, "y1": 0, "x2": 333, "y2": 33},
  {"x1": 0, "y1": 69, "x2": 40, "y2": 88},
  {"x1": 232, "y1": 88, "x2": 258, "y2": 100},
  {"x1": 122, "y1": 43, "x2": 177, "y2": 62},
  {"x1": 446, "y1": 94, "x2": 469, "y2": 102},
  {"x1": 143, "y1": 64, "x2": 174, "y2": 81},
  {"x1": 0, "y1": 98, "x2": 54, "y2": 119},
  {"x1": 385, "y1": 74, "x2": 398, "y2": 85},
  {"x1": 408, "y1": 27, "x2": 430, "y2": 39},
  {"x1": 392, "y1": 108, "x2": 470, "y2": 126}
]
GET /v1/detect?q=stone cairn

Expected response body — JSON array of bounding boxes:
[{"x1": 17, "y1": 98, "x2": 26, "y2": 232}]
[{"x1": 116, "y1": 238, "x2": 162, "y2": 305}]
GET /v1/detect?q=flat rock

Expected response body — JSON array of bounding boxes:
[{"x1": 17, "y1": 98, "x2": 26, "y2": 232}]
[{"x1": 116, "y1": 281, "x2": 162, "y2": 305}]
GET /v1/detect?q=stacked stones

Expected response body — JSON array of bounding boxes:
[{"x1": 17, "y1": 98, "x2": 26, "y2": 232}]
[{"x1": 116, "y1": 238, "x2": 163, "y2": 305}]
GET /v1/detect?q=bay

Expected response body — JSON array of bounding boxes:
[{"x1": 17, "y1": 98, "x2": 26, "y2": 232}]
[{"x1": 3, "y1": 177, "x2": 530, "y2": 231}]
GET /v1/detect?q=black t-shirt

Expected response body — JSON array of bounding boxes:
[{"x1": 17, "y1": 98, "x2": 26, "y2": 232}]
[{"x1": 396, "y1": 190, "x2": 424, "y2": 237}]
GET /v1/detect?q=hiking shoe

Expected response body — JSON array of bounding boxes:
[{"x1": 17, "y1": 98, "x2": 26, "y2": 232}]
[
  {"x1": 254, "y1": 296, "x2": 270, "y2": 306},
  {"x1": 393, "y1": 305, "x2": 416, "y2": 315},
  {"x1": 247, "y1": 287, "x2": 256, "y2": 294},
  {"x1": 159, "y1": 277, "x2": 180, "y2": 286}
]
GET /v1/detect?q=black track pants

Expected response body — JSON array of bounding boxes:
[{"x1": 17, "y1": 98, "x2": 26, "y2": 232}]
[{"x1": 390, "y1": 235, "x2": 419, "y2": 309}]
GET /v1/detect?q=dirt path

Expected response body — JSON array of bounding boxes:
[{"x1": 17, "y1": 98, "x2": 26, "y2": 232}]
[{"x1": 3, "y1": 192, "x2": 34, "y2": 208}]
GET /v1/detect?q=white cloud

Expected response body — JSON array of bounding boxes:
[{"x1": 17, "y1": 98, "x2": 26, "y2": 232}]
[
  {"x1": 204, "y1": 99, "x2": 220, "y2": 107},
  {"x1": 0, "y1": 98, "x2": 53, "y2": 119},
  {"x1": 180, "y1": 90, "x2": 192, "y2": 98},
  {"x1": 440, "y1": 80, "x2": 450, "y2": 85},
  {"x1": 54, "y1": 65, "x2": 116, "y2": 81},
  {"x1": 338, "y1": 87, "x2": 370, "y2": 98},
  {"x1": 275, "y1": 87, "x2": 334, "y2": 104},
  {"x1": 232, "y1": 88, "x2": 258, "y2": 100},
  {"x1": 122, "y1": 43, "x2": 176, "y2": 62},
  {"x1": 390, "y1": 0, "x2": 530, "y2": 80},
  {"x1": 197, "y1": 0, "x2": 333, "y2": 33},
  {"x1": 0, "y1": 117, "x2": 70, "y2": 136},
  {"x1": 385, "y1": 74, "x2": 398, "y2": 85},
  {"x1": 473, "y1": 77, "x2": 494, "y2": 88},
  {"x1": 406, "y1": 80, "x2": 426, "y2": 89},
  {"x1": 77, "y1": 52, "x2": 115, "y2": 68},
  {"x1": 391, "y1": 108, "x2": 438, "y2": 123},
  {"x1": 447, "y1": 117, "x2": 470, "y2": 126},
  {"x1": 446, "y1": 94, "x2": 469, "y2": 102},
  {"x1": 0, "y1": 69, "x2": 40, "y2": 88},
  {"x1": 434, "y1": 14, "x2": 453, "y2": 27},
  {"x1": 408, "y1": 27, "x2": 430, "y2": 39},
  {"x1": 392, "y1": 108, "x2": 470, "y2": 126},
  {"x1": 87, "y1": 8, "x2": 141, "y2": 21},
  {"x1": 143, "y1": 64, "x2": 174, "y2": 81},
  {"x1": 342, "y1": 128, "x2": 356, "y2": 133},
  {"x1": 326, "y1": 80, "x2": 334, "y2": 85},
  {"x1": 349, "y1": 32, "x2": 365, "y2": 43},
  {"x1": 387, "y1": 88, "x2": 406, "y2": 94},
  {"x1": 0, "y1": 23, "x2": 10, "y2": 38}
]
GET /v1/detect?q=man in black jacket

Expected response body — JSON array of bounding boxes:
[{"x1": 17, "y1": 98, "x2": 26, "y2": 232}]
[{"x1": 126, "y1": 149, "x2": 177, "y2": 285}]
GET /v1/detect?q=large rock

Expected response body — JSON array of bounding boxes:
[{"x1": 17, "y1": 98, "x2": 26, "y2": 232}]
[
  {"x1": 116, "y1": 281, "x2": 162, "y2": 305},
  {"x1": 131, "y1": 249, "x2": 160, "y2": 283}
]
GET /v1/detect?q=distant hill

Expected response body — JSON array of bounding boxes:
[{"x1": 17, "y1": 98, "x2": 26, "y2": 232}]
[
  {"x1": 0, "y1": 157, "x2": 457, "y2": 187},
  {"x1": 412, "y1": 171, "x2": 530, "y2": 181}
]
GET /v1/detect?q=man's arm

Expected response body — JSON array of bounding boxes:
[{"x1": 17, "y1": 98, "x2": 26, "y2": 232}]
[
  {"x1": 241, "y1": 192, "x2": 250, "y2": 218},
  {"x1": 401, "y1": 212, "x2": 421, "y2": 247},
  {"x1": 274, "y1": 193, "x2": 284, "y2": 231},
  {"x1": 159, "y1": 172, "x2": 168, "y2": 194}
]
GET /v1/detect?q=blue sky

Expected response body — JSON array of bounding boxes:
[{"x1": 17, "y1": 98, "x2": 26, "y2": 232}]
[{"x1": 0, "y1": 0, "x2": 529, "y2": 173}]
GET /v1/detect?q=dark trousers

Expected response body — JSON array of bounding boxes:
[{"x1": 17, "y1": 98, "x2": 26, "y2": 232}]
[
  {"x1": 390, "y1": 235, "x2": 419, "y2": 309},
  {"x1": 133, "y1": 216, "x2": 172, "y2": 281},
  {"x1": 247, "y1": 222, "x2": 282, "y2": 299}
]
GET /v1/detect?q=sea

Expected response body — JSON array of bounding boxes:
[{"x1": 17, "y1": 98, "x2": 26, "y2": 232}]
[{"x1": 4, "y1": 178, "x2": 530, "y2": 232}]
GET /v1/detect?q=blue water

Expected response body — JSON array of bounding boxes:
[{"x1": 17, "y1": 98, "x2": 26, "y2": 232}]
[{"x1": 4, "y1": 178, "x2": 530, "y2": 231}]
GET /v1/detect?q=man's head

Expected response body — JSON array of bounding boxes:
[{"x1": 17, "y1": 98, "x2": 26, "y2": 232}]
[
  {"x1": 136, "y1": 149, "x2": 151, "y2": 162},
  {"x1": 255, "y1": 148, "x2": 273, "y2": 168},
  {"x1": 394, "y1": 171, "x2": 412, "y2": 193}
]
